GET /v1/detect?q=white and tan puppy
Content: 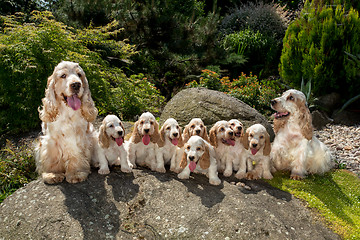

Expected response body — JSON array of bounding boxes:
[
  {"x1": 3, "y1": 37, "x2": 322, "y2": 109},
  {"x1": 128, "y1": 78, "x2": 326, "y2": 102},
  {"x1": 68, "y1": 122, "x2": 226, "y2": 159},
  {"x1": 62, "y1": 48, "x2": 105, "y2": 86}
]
[
  {"x1": 271, "y1": 89, "x2": 332, "y2": 179},
  {"x1": 242, "y1": 124, "x2": 273, "y2": 180},
  {"x1": 92, "y1": 115, "x2": 132, "y2": 174},
  {"x1": 177, "y1": 136, "x2": 221, "y2": 185},
  {"x1": 182, "y1": 118, "x2": 209, "y2": 143},
  {"x1": 127, "y1": 112, "x2": 161, "y2": 170},
  {"x1": 209, "y1": 120, "x2": 236, "y2": 177},
  {"x1": 228, "y1": 119, "x2": 248, "y2": 179},
  {"x1": 155, "y1": 118, "x2": 184, "y2": 172}
]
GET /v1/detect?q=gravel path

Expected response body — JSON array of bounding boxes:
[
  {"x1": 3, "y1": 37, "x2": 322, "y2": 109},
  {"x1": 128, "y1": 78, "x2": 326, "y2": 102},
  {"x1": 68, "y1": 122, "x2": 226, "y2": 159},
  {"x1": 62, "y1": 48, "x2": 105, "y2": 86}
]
[{"x1": 315, "y1": 124, "x2": 360, "y2": 177}]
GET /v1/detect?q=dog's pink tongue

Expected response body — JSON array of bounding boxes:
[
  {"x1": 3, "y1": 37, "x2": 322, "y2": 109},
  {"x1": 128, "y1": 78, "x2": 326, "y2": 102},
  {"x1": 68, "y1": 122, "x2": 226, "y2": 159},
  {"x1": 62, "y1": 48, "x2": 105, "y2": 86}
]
[
  {"x1": 251, "y1": 148, "x2": 258, "y2": 155},
  {"x1": 227, "y1": 139, "x2": 235, "y2": 146},
  {"x1": 142, "y1": 135, "x2": 150, "y2": 145},
  {"x1": 171, "y1": 138, "x2": 178, "y2": 146},
  {"x1": 115, "y1": 137, "x2": 123, "y2": 146},
  {"x1": 189, "y1": 161, "x2": 196, "y2": 172},
  {"x1": 67, "y1": 95, "x2": 81, "y2": 110}
]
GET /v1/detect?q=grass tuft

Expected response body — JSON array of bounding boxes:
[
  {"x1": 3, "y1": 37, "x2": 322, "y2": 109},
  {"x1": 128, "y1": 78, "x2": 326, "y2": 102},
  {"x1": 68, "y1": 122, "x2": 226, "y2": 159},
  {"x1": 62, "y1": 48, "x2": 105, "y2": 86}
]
[
  {"x1": 267, "y1": 170, "x2": 360, "y2": 239},
  {"x1": 0, "y1": 140, "x2": 37, "y2": 203}
]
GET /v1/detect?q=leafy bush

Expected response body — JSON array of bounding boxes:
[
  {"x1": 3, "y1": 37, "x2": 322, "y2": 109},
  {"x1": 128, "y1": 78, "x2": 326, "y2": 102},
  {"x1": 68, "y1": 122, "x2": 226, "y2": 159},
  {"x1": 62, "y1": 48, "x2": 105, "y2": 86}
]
[
  {"x1": 279, "y1": 1, "x2": 360, "y2": 98},
  {"x1": 0, "y1": 140, "x2": 37, "y2": 203},
  {"x1": 0, "y1": 11, "x2": 164, "y2": 135},
  {"x1": 219, "y1": 2, "x2": 291, "y2": 76},
  {"x1": 187, "y1": 70, "x2": 278, "y2": 116}
]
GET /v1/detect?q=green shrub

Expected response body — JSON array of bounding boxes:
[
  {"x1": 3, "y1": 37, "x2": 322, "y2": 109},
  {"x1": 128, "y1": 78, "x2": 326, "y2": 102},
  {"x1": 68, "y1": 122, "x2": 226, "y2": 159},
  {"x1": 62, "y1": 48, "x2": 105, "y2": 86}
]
[
  {"x1": 0, "y1": 11, "x2": 163, "y2": 135},
  {"x1": 0, "y1": 140, "x2": 37, "y2": 203},
  {"x1": 279, "y1": 1, "x2": 360, "y2": 98},
  {"x1": 219, "y1": 2, "x2": 291, "y2": 76}
]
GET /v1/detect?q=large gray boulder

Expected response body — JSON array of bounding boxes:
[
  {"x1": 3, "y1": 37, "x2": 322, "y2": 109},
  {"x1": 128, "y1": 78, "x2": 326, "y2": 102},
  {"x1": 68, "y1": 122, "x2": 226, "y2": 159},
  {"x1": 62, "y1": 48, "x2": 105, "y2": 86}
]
[
  {"x1": 160, "y1": 88, "x2": 275, "y2": 140},
  {"x1": 0, "y1": 168, "x2": 339, "y2": 239}
]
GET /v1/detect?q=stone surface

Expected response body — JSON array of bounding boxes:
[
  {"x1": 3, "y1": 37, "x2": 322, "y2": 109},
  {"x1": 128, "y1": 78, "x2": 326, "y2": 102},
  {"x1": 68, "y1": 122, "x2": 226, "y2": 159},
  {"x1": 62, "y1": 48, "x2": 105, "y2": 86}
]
[
  {"x1": 0, "y1": 168, "x2": 340, "y2": 240},
  {"x1": 314, "y1": 92, "x2": 341, "y2": 114},
  {"x1": 159, "y1": 88, "x2": 275, "y2": 140},
  {"x1": 312, "y1": 110, "x2": 333, "y2": 130}
]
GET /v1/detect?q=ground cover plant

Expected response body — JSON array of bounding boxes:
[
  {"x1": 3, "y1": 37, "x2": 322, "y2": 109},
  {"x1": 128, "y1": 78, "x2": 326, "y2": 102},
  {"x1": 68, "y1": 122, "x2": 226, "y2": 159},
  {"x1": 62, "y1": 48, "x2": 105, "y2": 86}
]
[
  {"x1": 267, "y1": 170, "x2": 360, "y2": 239},
  {"x1": 0, "y1": 140, "x2": 37, "y2": 203}
]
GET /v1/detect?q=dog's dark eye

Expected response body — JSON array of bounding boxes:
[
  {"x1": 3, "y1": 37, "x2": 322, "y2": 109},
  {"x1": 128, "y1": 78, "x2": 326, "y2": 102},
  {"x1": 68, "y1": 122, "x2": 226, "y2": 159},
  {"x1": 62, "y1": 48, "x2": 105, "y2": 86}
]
[
  {"x1": 249, "y1": 133, "x2": 253, "y2": 138},
  {"x1": 187, "y1": 146, "x2": 190, "y2": 150},
  {"x1": 150, "y1": 121, "x2": 154, "y2": 125},
  {"x1": 196, "y1": 147, "x2": 201, "y2": 151},
  {"x1": 77, "y1": 73, "x2": 82, "y2": 78},
  {"x1": 288, "y1": 95, "x2": 294, "y2": 101},
  {"x1": 191, "y1": 125, "x2": 195, "y2": 128},
  {"x1": 220, "y1": 127, "x2": 225, "y2": 132},
  {"x1": 230, "y1": 123, "x2": 235, "y2": 126},
  {"x1": 260, "y1": 135, "x2": 264, "y2": 139},
  {"x1": 61, "y1": 74, "x2": 66, "y2": 78},
  {"x1": 200, "y1": 125, "x2": 204, "y2": 128},
  {"x1": 166, "y1": 126, "x2": 171, "y2": 130},
  {"x1": 109, "y1": 124, "x2": 114, "y2": 128},
  {"x1": 140, "y1": 120, "x2": 144, "y2": 125}
]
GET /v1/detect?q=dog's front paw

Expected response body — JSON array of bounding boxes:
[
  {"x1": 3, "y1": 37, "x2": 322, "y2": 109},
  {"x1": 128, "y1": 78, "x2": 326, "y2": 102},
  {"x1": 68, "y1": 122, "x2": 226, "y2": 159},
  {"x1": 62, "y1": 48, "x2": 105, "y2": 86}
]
[
  {"x1": 98, "y1": 168, "x2": 110, "y2": 175},
  {"x1": 235, "y1": 172, "x2": 246, "y2": 179},
  {"x1": 209, "y1": 177, "x2": 221, "y2": 186},
  {"x1": 66, "y1": 172, "x2": 88, "y2": 183},
  {"x1": 155, "y1": 167, "x2": 166, "y2": 173},
  {"x1": 290, "y1": 174, "x2": 304, "y2": 180},
  {"x1": 246, "y1": 171, "x2": 260, "y2": 180},
  {"x1": 223, "y1": 169, "x2": 232, "y2": 177},
  {"x1": 121, "y1": 166, "x2": 132, "y2": 173},
  {"x1": 177, "y1": 172, "x2": 189, "y2": 180},
  {"x1": 42, "y1": 173, "x2": 65, "y2": 184}
]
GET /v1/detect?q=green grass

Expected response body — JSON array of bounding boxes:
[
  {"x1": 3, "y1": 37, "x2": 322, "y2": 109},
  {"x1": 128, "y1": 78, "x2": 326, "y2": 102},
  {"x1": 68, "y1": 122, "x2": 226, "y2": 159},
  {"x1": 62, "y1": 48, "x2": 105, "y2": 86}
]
[
  {"x1": 267, "y1": 170, "x2": 360, "y2": 239},
  {"x1": 0, "y1": 140, "x2": 37, "y2": 203}
]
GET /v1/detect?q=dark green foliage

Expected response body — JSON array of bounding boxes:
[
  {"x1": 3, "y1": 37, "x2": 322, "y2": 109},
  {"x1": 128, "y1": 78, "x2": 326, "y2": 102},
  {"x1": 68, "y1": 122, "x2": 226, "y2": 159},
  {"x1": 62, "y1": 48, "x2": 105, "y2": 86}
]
[
  {"x1": 279, "y1": 1, "x2": 360, "y2": 98},
  {"x1": 0, "y1": 11, "x2": 163, "y2": 135},
  {"x1": 219, "y1": 2, "x2": 291, "y2": 76}
]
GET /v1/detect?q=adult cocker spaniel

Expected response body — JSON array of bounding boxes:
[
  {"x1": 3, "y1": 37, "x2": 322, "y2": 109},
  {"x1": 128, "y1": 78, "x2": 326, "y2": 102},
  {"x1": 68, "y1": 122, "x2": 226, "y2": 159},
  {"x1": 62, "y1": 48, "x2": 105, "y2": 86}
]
[
  {"x1": 270, "y1": 89, "x2": 332, "y2": 179},
  {"x1": 35, "y1": 61, "x2": 98, "y2": 184}
]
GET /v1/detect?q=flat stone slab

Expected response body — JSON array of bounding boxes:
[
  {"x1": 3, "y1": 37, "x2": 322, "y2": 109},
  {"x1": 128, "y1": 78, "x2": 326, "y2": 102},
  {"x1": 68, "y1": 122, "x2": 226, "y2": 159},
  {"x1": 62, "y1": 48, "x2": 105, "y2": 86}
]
[{"x1": 0, "y1": 168, "x2": 339, "y2": 239}]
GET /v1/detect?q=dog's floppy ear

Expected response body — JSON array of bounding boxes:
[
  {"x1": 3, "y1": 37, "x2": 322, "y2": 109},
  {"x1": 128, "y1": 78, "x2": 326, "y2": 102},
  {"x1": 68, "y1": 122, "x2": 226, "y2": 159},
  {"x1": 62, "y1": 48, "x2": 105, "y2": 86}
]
[
  {"x1": 263, "y1": 131, "x2": 271, "y2": 156},
  {"x1": 99, "y1": 121, "x2": 110, "y2": 149},
  {"x1": 208, "y1": 125, "x2": 217, "y2": 147},
  {"x1": 299, "y1": 103, "x2": 313, "y2": 140},
  {"x1": 199, "y1": 143, "x2": 210, "y2": 169},
  {"x1": 177, "y1": 126, "x2": 184, "y2": 147},
  {"x1": 131, "y1": 121, "x2": 141, "y2": 144},
  {"x1": 80, "y1": 75, "x2": 98, "y2": 122},
  {"x1": 151, "y1": 120, "x2": 162, "y2": 145},
  {"x1": 202, "y1": 125, "x2": 210, "y2": 142},
  {"x1": 157, "y1": 123, "x2": 166, "y2": 147},
  {"x1": 119, "y1": 120, "x2": 125, "y2": 136},
  {"x1": 180, "y1": 149, "x2": 188, "y2": 169},
  {"x1": 241, "y1": 130, "x2": 249, "y2": 150},
  {"x1": 182, "y1": 125, "x2": 190, "y2": 143},
  {"x1": 39, "y1": 75, "x2": 59, "y2": 122}
]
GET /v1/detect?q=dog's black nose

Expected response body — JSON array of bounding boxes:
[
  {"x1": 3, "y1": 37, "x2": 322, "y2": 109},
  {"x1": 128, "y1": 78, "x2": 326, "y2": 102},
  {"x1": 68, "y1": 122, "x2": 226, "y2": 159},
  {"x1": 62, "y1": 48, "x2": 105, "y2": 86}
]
[
  {"x1": 173, "y1": 133, "x2": 178, "y2": 137},
  {"x1": 229, "y1": 131, "x2": 233, "y2": 136},
  {"x1": 271, "y1": 100, "x2": 277, "y2": 106},
  {"x1": 189, "y1": 156, "x2": 195, "y2": 161},
  {"x1": 118, "y1": 131, "x2": 123, "y2": 136},
  {"x1": 144, "y1": 129, "x2": 150, "y2": 133},
  {"x1": 71, "y1": 82, "x2": 81, "y2": 92},
  {"x1": 252, "y1": 143, "x2": 258, "y2": 148},
  {"x1": 195, "y1": 129, "x2": 201, "y2": 135},
  {"x1": 237, "y1": 126, "x2": 242, "y2": 130}
]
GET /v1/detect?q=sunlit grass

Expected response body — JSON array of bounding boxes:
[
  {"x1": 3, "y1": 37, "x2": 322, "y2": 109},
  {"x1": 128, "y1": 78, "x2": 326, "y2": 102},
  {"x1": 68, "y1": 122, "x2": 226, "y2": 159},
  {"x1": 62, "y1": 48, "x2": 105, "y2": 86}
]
[{"x1": 267, "y1": 170, "x2": 360, "y2": 239}]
